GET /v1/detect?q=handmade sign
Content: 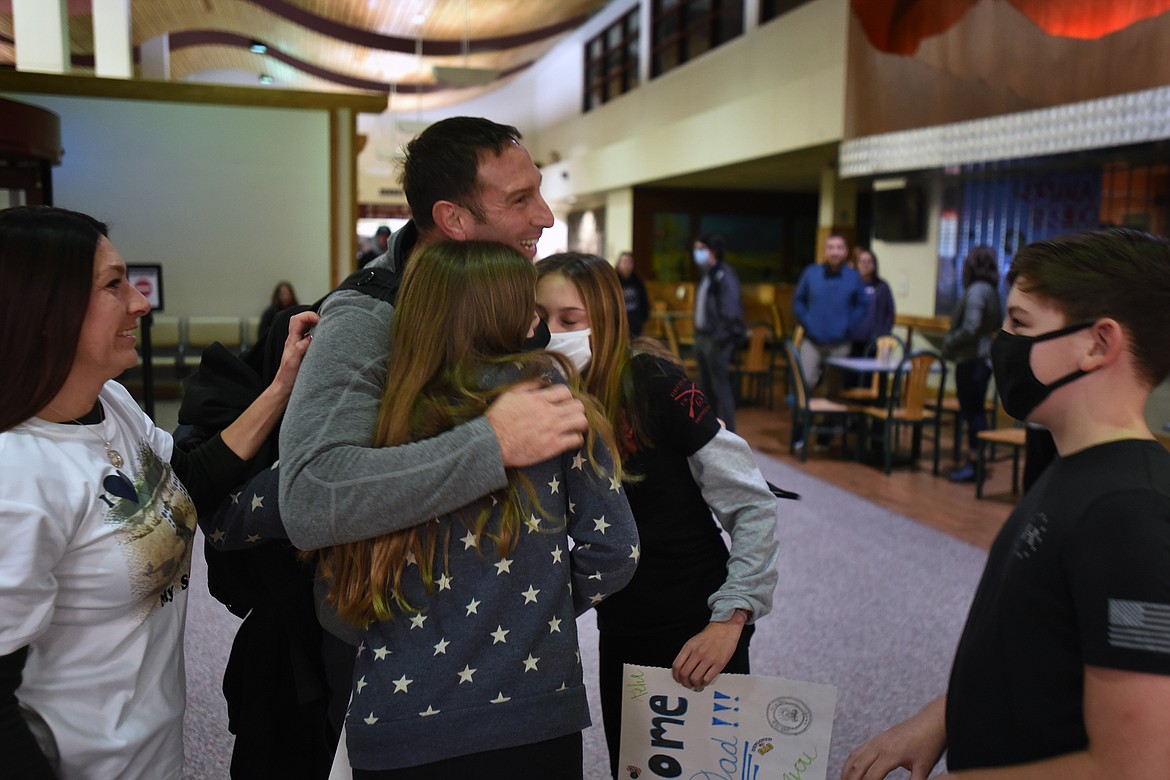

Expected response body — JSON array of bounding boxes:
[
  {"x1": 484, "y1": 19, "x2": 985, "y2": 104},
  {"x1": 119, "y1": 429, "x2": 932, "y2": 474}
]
[{"x1": 618, "y1": 664, "x2": 837, "y2": 780}]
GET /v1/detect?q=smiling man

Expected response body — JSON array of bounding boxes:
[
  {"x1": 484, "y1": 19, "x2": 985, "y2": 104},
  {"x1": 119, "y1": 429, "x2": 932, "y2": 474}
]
[
  {"x1": 843, "y1": 228, "x2": 1170, "y2": 780},
  {"x1": 277, "y1": 118, "x2": 591, "y2": 755}
]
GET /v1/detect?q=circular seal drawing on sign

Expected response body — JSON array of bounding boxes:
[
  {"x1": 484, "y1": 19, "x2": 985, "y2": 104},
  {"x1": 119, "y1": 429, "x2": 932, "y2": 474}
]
[{"x1": 767, "y1": 697, "x2": 812, "y2": 735}]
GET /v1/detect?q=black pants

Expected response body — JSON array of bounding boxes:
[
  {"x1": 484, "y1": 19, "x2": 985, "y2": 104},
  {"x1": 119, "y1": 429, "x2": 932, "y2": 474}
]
[
  {"x1": 598, "y1": 623, "x2": 754, "y2": 779},
  {"x1": 352, "y1": 731, "x2": 583, "y2": 780},
  {"x1": 955, "y1": 359, "x2": 993, "y2": 454},
  {"x1": 694, "y1": 333, "x2": 737, "y2": 432}
]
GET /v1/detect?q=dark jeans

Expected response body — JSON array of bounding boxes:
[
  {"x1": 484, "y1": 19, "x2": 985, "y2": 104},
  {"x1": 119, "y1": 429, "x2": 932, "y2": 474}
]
[
  {"x1": 694, "y1": 332, "x2": 736, "y2": 431},
  {"x1": 598, "y1": 623, "x2": 754, "y2": 779},
  {"x1": 352, "y1": 731, "x2": 583, "y2": 780},
  {"x1": 955, "y1": 359, "x2": 993, "y2": 454}
]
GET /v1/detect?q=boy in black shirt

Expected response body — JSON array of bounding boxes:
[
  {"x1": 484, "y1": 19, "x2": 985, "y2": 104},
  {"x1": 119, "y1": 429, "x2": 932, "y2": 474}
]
[{"x1": 843, "y1": 228, "x2": 1170, "y2": 779}]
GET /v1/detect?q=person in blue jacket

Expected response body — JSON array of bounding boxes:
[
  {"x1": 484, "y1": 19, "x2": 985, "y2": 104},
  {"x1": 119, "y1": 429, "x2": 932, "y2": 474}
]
[{"x1": 793, "y1": 232, "x2": 866, "y2": 390}]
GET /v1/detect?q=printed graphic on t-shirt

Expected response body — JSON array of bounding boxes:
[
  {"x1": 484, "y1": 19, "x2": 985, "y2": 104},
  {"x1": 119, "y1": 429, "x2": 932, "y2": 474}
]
[
  {"x1": 671, "y1": 377, "x2": 712, "y2": 426},
  {"x1": 1012, "y1": 512, "x2": 1049, "y2": 560},
  {"x1": 101, "y1": 441, "x2": 196, "y2": 617},
  {"x1": 1108, "y1": 599, "x2": 1170, "y2": 655}
]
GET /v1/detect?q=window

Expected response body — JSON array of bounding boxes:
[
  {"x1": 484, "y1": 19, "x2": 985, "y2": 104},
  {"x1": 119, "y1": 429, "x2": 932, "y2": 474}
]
[
  {"x1": 759, "y1": 0, "x2": 813, "y2": 25},
  {"x1": 650, "y1": 0, "x2": 743, "y2": 78},
  {"x1": 584, "y1": 7, "x2": 640, "y2": 112}
]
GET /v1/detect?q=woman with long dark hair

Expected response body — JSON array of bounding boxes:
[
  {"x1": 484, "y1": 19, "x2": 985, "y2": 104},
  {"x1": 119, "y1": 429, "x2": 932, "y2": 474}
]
[
  {"x1": 942, "y1": 244, "x2": 1003, "y2": 482},
  {"x1": 0, "y1": 205, "x2": 314, "y2": 778},
  {"x1": 316, "y1": 241, "x2": 637, "y2": 779},
  {"x1": 536, "y1": 252, "x2": 778, "y2": 779}
]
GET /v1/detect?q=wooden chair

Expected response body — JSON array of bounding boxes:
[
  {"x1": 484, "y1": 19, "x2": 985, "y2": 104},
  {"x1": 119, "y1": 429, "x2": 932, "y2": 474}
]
[
  {"x1": 859, "y1": 350, "x2": 947, "y2": 475},
  {"x1": 185, "y1": 316, "x2": 245, "y2": 369},
  {"x1": 838, "y1": 334, "x2": 905, "y2": 404},
  {"x1": 735, "y1": 322, "x2": 776, "y2": 409},
  {"x1": 782, "y1": 339, "x2": 857, "y2": 462},
  {"x1": 927, "y1": 374, "x2": 998, "y2": 466},
  {"x1": 660, "y1": 315, "x2": 698, "y2": 376}
]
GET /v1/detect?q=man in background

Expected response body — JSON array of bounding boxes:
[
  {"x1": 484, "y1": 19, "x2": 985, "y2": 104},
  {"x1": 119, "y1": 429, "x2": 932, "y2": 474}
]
[
  {"x1": 358, "y1": 224, "x2": 391, "y2": 267},
  {"x1": 692, "y1": 232, "x2": 745, "y2": 431},
  {"x1": 793, "y1": 231, "x2": 865, "y2": 391}
]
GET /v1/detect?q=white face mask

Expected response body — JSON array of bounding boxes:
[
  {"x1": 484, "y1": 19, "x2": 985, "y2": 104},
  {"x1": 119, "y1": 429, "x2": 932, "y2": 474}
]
[
  {"x1": 546, "y1": 328, "x2": 592, "y2": 373},
  {"x1": 693, "y1": 247, "x2": 710, "y2": 267}
]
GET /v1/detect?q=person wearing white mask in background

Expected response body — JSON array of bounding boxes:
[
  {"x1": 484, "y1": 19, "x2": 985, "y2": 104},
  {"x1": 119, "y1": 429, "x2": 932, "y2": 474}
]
[
  {"x1": 536, "y1": 252, "x2": 779, "y2": 780},
  {"x1": 691, "y1": 232, "x2": 746, "y2": 431}
]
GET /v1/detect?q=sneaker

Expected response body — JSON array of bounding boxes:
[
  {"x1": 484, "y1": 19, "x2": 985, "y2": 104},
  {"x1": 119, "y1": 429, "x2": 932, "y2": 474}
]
[
  {"x1": 793, "y1": 439, "x2": 805, "y2": 454},
  {"x1": 948, "y1": 463, "x2": 977, "y2": 483}
]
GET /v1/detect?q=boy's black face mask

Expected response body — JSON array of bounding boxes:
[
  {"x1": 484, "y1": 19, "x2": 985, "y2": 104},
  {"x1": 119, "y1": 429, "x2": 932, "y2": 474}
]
[{"x1": 989, "y1": 321, "x2": 1095, "y2": 421}]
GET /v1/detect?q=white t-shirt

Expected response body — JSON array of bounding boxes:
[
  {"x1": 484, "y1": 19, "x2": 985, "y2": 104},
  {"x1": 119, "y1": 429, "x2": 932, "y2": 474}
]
[{"x1": 0, "y1": 381, "x2": 196, "y2": 779}]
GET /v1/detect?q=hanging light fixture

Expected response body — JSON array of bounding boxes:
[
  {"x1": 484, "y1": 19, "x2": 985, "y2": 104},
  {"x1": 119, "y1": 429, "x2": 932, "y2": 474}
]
[{"x1": 432, "y1": 0, "x2": 499, "y2": 87}]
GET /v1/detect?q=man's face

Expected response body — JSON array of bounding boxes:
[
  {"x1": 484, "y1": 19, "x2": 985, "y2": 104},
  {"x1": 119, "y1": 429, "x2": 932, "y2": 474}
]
[
  {"x1": 462, "y1": 142, "x2": 554, "y2": 259},
  {"x1": 376, "y1": 232, "x2": 389, "y2": 251},
  {"x1": 824, "y1": 236, "x2": 848, "y2": 270}
]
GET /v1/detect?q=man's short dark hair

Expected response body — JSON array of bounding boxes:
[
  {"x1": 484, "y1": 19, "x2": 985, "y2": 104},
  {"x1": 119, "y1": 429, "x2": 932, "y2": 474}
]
[
  {"x1": 374, "y1": 225, "x2": 391, "y2": 237},
  {"x1": 400, "y1": 117, "x2": 523, "y2": 233},
  {"x1": 698, "y1": 232, "x2": 725, "y2": 263}
]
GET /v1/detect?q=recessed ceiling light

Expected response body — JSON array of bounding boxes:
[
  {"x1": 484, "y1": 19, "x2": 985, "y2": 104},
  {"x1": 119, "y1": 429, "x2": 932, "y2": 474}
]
[
  {"x1": 411, "y1": 13, "x2": 426, "y2": 25},
  {"x1": 258, "y1": 74, "x2": 274, "y2": 85},
  {"x1": 249, "y1": 40, "x2": 268, "y2": 54}
]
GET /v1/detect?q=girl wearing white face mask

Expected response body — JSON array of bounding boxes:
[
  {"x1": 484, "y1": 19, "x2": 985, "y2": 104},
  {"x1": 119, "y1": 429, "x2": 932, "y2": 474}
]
[{"x1": 535, "y1": 253, "x2": 779, "y2": 780}]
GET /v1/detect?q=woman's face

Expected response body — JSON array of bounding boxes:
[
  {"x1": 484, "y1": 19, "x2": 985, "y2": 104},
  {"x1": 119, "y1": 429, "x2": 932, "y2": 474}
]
[
  {"x1": 277, "y1": 285, "x2": 294, "y2": 307},
  {"x1": 536, "y1": 273, "x2": 589, "y2": 334},
  {"x1": 74, "y1": 237, "x2": 151, "y2": 384},
  {"x1": 857, "y1": 252, "x2": 875, "y2": 281}
]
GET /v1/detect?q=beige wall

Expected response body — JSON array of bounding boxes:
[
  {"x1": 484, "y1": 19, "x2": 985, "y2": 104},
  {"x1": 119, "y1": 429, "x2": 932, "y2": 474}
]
[{"x1": 4, "y1": 92, "x2": 333, "y2": 317}]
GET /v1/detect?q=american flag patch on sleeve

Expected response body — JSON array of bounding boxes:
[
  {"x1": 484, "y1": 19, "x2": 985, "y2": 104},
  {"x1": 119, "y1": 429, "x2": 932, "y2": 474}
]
[{"x1": 1108, "y1": 599, "x2": 1170, "y2": 654}]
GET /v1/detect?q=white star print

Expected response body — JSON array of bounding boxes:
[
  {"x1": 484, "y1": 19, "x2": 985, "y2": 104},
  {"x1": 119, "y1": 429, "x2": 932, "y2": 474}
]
[
  {"x1": 571, "y1": 452, "x2": 585, "y2": 470},
  {"x1": 522, "y1": 585, "x2": 540, "y2": 604},
  {"x1": 525, "y1": 514, "x2": 541, "y2": 533},
  {"x1": 557, "y1": 682, "x2": 568, "y2": 692},
  {"x1": 356, "y1": 676, "x2": 368, "y2": 693},
  {"x1": 577, "y1": 543, "x2": 591, "y2": 551},
  {"x1": 589, "y1": 592, "x2": 606, "y2": 605},
  {"x1": 576, "y1": 650, "x2": 581, "y2": 664},
  {"x1": 465, "y1": 598, "x2": 481, "y2": 616},
  {"x1": 568, "y1": 498, "x2": 576, "y2": 514},
  {"x1": 460, "y1": 530, "x2": 478, "y2": 550},
  {"x1": 230, "y1": 492, "x2": 240, "y2": 505},
  {"x1": 209, "y1": 529, "x2": 225, "y2": 544},
  {"x1": 433, "y1": 638, "x2": 449, "y2": 656},
  {"x1": 457, "y1": 665, "x2": 476, "y2": 684},
  {"x1": 491, "y1": 692, "x2": 511, "y2": 704},
  {"x1": 409, "y1": 614, "x2": 427, "y2": 630},
  {"x1": 357, "y1": 641, "x2": 366, "y2": 656},
  {"x1": 523, "y1": 654, "x2": 540, "y2": 672},
  {"x1": 364, "y1": 712, "x2": 378, "y2": 725},
  {"x1": 588, "y1": 570, "x2": 603, "y2": 581},
  {"x1": 551, "y1": 545, "x2": 564, "y2": 564},
  {"x1": 548, "y1": 616, "x2": 562, "y2": 633},
  {"x1": 437, "y1": 573, "x2": 453, "y2": 591},
  {"x1": 609, "y1": 474, "x2": 622, "y2": 493},
  {"x1": 405, "y1": 550, "x2": 417, "y2": 567},
  {"x1": 593, "y1": 516, "x2": 610, "y2": 534},
  {"x1": 393, "y1": 675, "x2": 412, "y2": 693},
  {"x1": 419, "y1": 705, "x2": 440, "y2": 717},
  {"x1": 246, "y1": 534, "x2": 261, "y2": 543},
  {"x1": 491, "y1": 625, "x2": 509, "y2": 644},
  {"x1": 373, "y1": 646, "x2": 390, "y2": 661},
  {"x1": 547, "y1": 475, "x2": 560, "y2": 494},
  {"x1": 629, "y1": 544, "x2": 641, "y2": 563},
  {"x1": 494, "y1": 557, "x2": 513, "y2": 575},
  {"x1": 251, "y1": 494, "x2": 264, "y2": 510}
]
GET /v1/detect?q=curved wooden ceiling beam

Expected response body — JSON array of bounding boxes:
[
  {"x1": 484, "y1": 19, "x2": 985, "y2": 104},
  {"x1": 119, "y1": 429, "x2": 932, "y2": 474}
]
[{"x1": 242, "y1": 0, "x2": 589, "y2": 55}]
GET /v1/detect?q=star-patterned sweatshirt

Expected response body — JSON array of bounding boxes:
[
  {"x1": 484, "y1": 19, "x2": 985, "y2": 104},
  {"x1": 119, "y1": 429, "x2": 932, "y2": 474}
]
[{"x1": 345, "y1": 440, "x2": 638, "y2": 771}]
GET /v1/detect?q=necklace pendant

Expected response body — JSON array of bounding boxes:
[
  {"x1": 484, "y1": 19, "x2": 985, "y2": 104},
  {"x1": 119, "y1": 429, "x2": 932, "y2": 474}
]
[{"x1": 106, "y1": 447, "x2": 124, "y2": 468}]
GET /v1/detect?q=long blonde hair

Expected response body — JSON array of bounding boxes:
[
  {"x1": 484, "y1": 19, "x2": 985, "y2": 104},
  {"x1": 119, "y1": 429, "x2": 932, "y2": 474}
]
[{"x1": 318, "y1": 241, "x2": 622, "y2": 624}]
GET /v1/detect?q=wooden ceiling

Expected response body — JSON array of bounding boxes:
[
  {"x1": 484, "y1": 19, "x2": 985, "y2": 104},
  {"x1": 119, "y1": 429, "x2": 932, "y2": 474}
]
[{"x1": 0, "y1": 0, "x2": 611, "y2": 110}]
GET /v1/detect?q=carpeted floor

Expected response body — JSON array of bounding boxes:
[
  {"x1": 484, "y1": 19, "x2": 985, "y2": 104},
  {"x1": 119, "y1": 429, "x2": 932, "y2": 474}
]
[{"x1": 182, "y1": 450, "x2": 987, "y2": 780}]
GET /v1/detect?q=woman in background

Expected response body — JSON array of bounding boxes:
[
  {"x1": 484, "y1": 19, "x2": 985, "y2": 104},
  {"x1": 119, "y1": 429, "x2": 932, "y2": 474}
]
[
  {"x1": 317, "y1": 241, "x2": 638, "y2": 779},
  {"x1": 615, "y1": 250, "x2": 650, "y2": 336},
  {"x1": 941, "y1": 244, "x2": 1003, "y2": 482},
  {"x1": 536, "y1": 252, "x2": 778, "y2": 779},
  {"x1": 0, "y1": 205, "x2": 314, "y2": 779},
  {"x1": 848, "y1": 246, "x2": 896, "y2": 356},
  {"x1": 259, "y1": 279, "x2": 299, "y2": 340}
]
